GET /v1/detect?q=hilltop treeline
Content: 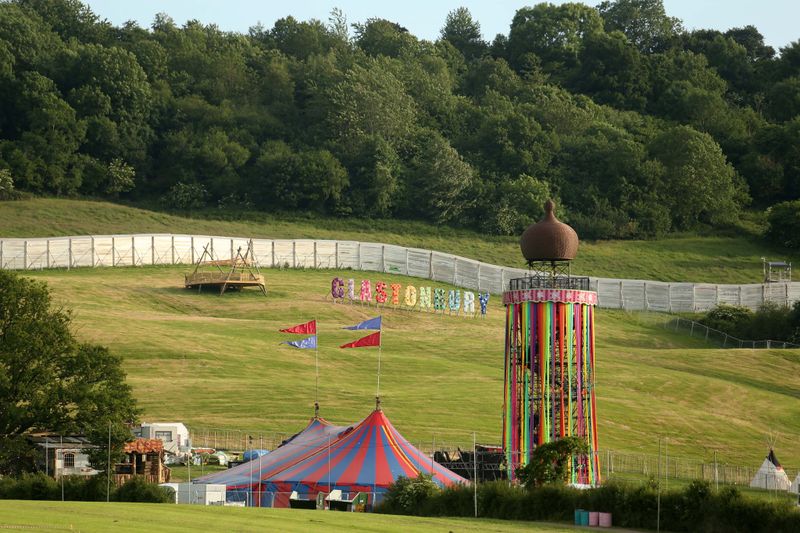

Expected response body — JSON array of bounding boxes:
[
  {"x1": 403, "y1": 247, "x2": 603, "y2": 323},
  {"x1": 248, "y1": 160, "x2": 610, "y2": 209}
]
[{"x1": 1, "y1": 0, "x2": 799, "y2": 238}]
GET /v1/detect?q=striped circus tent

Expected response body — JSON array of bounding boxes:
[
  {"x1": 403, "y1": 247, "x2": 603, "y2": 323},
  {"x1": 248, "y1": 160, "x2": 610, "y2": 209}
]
[
  {"x1": 194, "y1": 416, "x2": 347, "y2": 502},
  {"x1": 260, "y1": 408, "x2": 468, "y2": 508}
]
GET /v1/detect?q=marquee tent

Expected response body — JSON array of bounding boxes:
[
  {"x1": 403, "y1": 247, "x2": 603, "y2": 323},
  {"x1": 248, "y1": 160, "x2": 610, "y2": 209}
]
[
  {"x1": 194, "y1": 416, "x2": 347, "y2": 503},
  {"x1": 749, "y1": 449, "x2": 791, "y2": 491},
  {"x1": 258, "y1": 408, "x2": 468, "y2": 508}
]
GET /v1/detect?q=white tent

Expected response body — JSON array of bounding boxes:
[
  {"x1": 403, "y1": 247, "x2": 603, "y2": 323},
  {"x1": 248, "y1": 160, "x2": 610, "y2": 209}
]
[
  {"x1": 790, "y1": 473, "x2": 800, "y2": 494},
  {"x1": 749, "y1": 449, "x2": 791, "y2": 491}
]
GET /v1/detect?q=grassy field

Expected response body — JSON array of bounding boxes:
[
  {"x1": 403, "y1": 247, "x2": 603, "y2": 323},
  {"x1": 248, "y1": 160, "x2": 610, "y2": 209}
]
[
  {"x1": 0, "y1": 500, "x2": 588, "y2": 533},
  {"x1": 2, "y1": 198, "x2": 797, "y2": 283},
  {"x1": 22, "y1": 265, "x2": 800, "y2": 469}
]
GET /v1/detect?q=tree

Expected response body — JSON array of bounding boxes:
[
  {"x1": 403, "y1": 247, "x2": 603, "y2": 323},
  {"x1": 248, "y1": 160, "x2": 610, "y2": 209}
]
[
  {"x1": 598, "y1": 0, "x2": 683, "y2": 53},
  {"x1": 649, "y1": 125, "x2": 745, "y2": 228},
  {"x1": 516, "y1": 437, "x2": 588, "y2": 487},
  {"x1": 507, "y1": 3, "x2": 603, "y2": 74},
  {"x1": 404, "y1": 129, "x2": 475, "y2": 223},
  {"x1": 440, "y1": 7, "x2": 486, "y2": 61},
  {"x1": 0, "y1": 271, "x2": 138, "y2": 474},
  {"x1": 766, "y1": 200, "x2": 800, "y2": 249}
]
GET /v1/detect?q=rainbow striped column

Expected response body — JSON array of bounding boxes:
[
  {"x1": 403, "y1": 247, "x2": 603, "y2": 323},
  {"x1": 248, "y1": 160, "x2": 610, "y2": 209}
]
[{"x1": 502, "y1": 287, "x2": 600, "y2": 485}]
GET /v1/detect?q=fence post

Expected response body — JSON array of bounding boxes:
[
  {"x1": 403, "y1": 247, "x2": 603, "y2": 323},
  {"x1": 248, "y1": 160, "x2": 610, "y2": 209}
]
[
  {"x1": 151, "y1": 235, "x2": 155, "y2": 265},
  {"x1": 453, "y1": 257, "x2": 457, "y2": 285},
  {"x1": 358, "y1": 243, "x2": 362, "y2": 271},
  {"x1": 405, "y1": 248, "x2": 409, "y2": 275},
  {"x1": 131, "y1": 236, "x2": 136, "y2": 266},
  {"x1": 477, "y1": 263, "x2": 482, "y2": 292},
  {"x1": 381, "y1": 245, "x2": 386, "y2": 273},
  {"x1": 335, "y1": 241, "x2": 339, "y2": 269},
  {"x1": 692, "y1": 285, "x2": 697, "y2": 312},
  {"x1": 644, "y1": 282, "x2": 648, "y2": 311},
  {"x1": 715, "y1": 284, "x2": 720, "y2": 305},
  {"x1": 314, "y1": 241, "x2": 318, "y2": 269},
  {"x1": 0, "y1": 239, "x2": 3, "y2": 269},
  {"x1": 270, "y1": 240, "x2": 275, "y2": 268},
  {"x1": 111, "y1": 237, "x2": 116, "y2": 266},
  {"x1": 619, "y1": 281, "x2": 624, "y2": 310},
  {"x1": 501, "y1": 269, "x2": 506, "y2": 292},
  {"x1": 90, "y1": 236, "x2": 95, "y2": 267},
  {"x1": 171, "y1": 236, "x2": 175, "y2": 264},
  {"x1": 667, "y1": 283, "x2": 672, "y2": 313},
  {"x1": 738, "y1": 286, "x2": 742, "y2": 306},
  {"x1": 23, "y1": 240, "x2": 27, "y2": 270},
  {"x1": 190, "y1": 237, "x2": 195, "y2": 264},
  {"x1": 68, "y1": 238, "x2": 73, "y2": 269},
  {"x1": 46, "y1": 239, "x2": 50, "y2": 269},
  {"x1": 292, "y1": 240, "x2": 296, "y2": 268},
  {"x1": 429, "y1": 251, "x2": 433, "y2": 280}
]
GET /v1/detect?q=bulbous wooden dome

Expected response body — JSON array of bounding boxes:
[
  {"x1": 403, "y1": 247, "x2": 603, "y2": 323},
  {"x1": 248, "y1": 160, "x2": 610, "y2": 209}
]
[{"x1": 520, "y1": 200, "x2": 579, "y2": 262}]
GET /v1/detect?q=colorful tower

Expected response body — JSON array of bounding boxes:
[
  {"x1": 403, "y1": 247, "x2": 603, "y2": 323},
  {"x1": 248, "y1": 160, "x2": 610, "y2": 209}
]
[{"x1": 503, "y1": 200, "x2": 600, "y2": 485}]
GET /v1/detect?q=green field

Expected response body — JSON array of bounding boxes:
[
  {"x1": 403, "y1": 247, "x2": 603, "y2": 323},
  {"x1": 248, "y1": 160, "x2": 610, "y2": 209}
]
[
  {"x1": 2, "y1": 198, "x2": 797, "y2": 283},
  {"x1": 0, "y1": 500, "x2": 585, "y2": 533},
  {"x1": 21, "y1": 264, "x2": 800, "y2": 469}
]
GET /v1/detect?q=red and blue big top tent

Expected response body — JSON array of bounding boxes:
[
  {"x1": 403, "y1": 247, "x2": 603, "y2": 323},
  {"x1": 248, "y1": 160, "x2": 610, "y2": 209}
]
[{"x1": 195, "y1": 409, "x2": 466, "y2": 507}]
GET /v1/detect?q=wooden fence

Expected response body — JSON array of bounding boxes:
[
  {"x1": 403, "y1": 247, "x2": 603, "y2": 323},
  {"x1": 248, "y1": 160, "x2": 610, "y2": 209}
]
[{"x1": 1, "y1": 233, "x2": 798, "y2": 312}]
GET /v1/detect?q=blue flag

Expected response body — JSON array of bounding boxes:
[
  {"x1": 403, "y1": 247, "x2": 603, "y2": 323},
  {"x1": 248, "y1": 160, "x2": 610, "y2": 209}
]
[
  {"x1": 281, "y1": 335, "x2": 317, "y2": 349},
  {"x1": 343, "y1": 316, "x2": 382, "y2": 330}
]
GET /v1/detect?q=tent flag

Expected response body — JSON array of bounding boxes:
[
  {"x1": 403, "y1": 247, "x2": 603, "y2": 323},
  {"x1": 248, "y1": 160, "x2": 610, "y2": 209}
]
[
  {"x1": 281, "y1": 335, "x2": 317, "y2": 349},
  {"x1": 342, "y1": 316, "x2": 381, "y2": 331},
  {"x1": 280, "y1": 320, "x2": 317, "y2": 334},
  {"x1": 340, "y1": 331, "x2": 381, "y2": 349}
]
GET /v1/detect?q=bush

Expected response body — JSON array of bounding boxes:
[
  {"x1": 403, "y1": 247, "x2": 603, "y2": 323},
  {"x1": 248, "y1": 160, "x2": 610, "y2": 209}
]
[
  {"x1": 699, "y1": 304, "x2": 753, "y2": 333},
  {"x1": 379, "y1": 478, "x2": 800, "y2": 532},
  {"x1": 0, "y1": 168, "x2": 15, "y2": 200},
  {"x1": 766, "y1": 200, "x2": 800, "y2": 249},
  {"x1": 699, "y1": 302, "x2": 800, "y2": 343},
  {"x1": 114, "y1": 476, "x2": 171, "y2": 503},
  {"x1": 379, "y1": 474, "x2": 439, "y2": 515},
  {"x1": 163, "y1": 182, "x2": 208, "y2": 210}
]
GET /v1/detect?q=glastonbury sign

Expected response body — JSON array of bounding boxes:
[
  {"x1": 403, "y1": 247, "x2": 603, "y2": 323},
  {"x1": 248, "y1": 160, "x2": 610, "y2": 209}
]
[{"x1": 329, "y1": 277, "x2": 490, "y2": 317}]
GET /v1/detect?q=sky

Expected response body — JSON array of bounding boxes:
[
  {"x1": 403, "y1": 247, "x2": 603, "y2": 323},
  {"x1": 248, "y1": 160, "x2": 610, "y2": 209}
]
[{"x1": 83, "y1": 0, "x2": 799, "y2": 51}]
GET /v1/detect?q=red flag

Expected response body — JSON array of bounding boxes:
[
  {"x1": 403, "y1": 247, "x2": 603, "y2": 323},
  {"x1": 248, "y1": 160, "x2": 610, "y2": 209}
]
[
  {"x1": 280, "y1": 320, "x2": 316, "y2": 334},
  {"x1": 340, "y1": 331, "x2": 381, "y2": 349}
]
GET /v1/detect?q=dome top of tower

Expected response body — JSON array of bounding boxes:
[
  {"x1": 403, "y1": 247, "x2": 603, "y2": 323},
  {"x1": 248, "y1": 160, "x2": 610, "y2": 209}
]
[{"x1": 519, "y1": 200, "x2": 579, "y2": 263}]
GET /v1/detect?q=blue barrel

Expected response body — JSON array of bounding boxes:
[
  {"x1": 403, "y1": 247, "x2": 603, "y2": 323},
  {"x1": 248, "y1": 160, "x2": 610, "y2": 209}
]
[
  {"x1": 574, "y1": 509, "x2": 584, "y2": 525},
  {"x1": 579, "y1": 510, "x2": 590, "y2": 526}
]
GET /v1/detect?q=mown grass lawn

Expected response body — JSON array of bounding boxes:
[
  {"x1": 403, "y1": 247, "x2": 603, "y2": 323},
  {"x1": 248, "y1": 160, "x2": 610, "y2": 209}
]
[
  {"x1": 2, "y1": 198, "x2": 796, "y2": 283},
  {"x1": 21, "y1": 265, "x2": 800, "y2": 468},
  {"x1": 0, "y1": 500, "x2": 589, "y2": 533}
]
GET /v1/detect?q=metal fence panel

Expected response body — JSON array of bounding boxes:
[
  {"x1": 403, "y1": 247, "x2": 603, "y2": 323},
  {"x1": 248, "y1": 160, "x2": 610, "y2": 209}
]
[{"x1": 1, "y1": 234, "x2": 798, "y2": 312}]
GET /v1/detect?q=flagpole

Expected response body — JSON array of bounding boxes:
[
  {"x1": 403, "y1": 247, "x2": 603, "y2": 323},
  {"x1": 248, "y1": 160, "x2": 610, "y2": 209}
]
[
  {"x1": 314, "y1": 318, "x2": 319, "y2": 418},
  {"x1": 376, "y1": 325, "x2": 382, "y2": 409}
]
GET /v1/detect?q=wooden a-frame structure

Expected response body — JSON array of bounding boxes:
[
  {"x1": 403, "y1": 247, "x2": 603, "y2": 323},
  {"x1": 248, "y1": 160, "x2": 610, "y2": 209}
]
[{"x1": 184, "y1": 240, "x2": 266, "y2": 296}]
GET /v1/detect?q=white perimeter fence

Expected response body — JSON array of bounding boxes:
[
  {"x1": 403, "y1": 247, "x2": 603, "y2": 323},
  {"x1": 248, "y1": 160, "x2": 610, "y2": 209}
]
[{"x1": 0, "y1": 233, "x2": 798, "y2": 313}]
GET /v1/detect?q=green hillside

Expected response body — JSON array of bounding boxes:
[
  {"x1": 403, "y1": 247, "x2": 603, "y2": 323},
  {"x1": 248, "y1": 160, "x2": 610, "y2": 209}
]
[
  {"x1": 22, "y1": 264, "x2": 800, "y2": 467},
  {"x1": 2, "y1": 198, "x2": 797, "y2": 284},
  {"x1": 0, "y1": 500, "x2": 578, "y2": 533}
]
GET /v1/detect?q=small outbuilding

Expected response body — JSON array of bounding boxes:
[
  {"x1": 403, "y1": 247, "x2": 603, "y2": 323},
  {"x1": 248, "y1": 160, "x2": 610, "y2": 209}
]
[
  {"x1": 136, "y1": 422, "x2": 190, "y2": 455},
  {"x1": 30, "y1": 434, "x2": 99, "y2": 478},
  {"x1": 115, "y1": 438, "x2": 171, "y2": 486}
]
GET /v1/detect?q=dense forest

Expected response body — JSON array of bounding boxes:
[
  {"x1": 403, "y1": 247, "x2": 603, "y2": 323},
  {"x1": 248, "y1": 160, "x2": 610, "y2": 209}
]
[{"x1": 0, "y1": 0, "x2": 799, "y2": 239}]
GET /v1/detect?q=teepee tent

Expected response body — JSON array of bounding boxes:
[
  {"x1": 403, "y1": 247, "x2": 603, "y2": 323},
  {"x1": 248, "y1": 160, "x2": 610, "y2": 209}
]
[
  {"x1": 260, "y1": 408, "x2": 468, "y2": 508},
  {"x1": 749, "y1": 449, "x2": 791, "y2": 491},
  {"x1": 790, "y1": 473, "x2": 800, "y2": 494}
]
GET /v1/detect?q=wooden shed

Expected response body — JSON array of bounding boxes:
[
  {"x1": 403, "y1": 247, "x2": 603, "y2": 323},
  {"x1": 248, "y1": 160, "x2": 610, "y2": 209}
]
[{"x1": 115, "y1": 438, "x2": 171, "y2": 486}]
